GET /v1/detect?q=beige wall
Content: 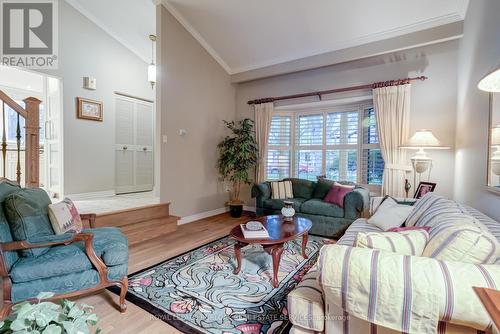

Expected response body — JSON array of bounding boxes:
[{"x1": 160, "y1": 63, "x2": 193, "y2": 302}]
[
  {"x1": 43, "y1": 1, "x2": 154, "y2": 195},
  {"x1": 236, "y1": 41, "x2": 459, "y2": 203},
  {"x1": 454, "y1": 0, "x2": 500, "y2": 220},
  {"x1": 158, "y1": 7, "x2": 236, "y2": 217}
]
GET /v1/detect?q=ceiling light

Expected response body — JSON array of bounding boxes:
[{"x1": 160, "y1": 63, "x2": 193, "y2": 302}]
[{"x1": 148, "y1": 34, "x2": 156, "y2": 89}]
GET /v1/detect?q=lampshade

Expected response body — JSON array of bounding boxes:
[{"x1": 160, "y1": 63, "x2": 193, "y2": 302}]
[
  {"x1": 401, "y1": 129, "x2": 449, "y2": 149},
  {"x1": 492, "y1": 126, "x2": 500, "y2": 146},
  {"x1": 478, "y1": 63, "x2": 500, "y2": 92}
]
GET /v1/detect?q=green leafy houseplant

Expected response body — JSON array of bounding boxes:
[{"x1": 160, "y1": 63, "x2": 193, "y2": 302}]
[
  {"x1": 217, "y1": 118, "x2": 258, "y2": 216},
  {"x1": 0, "y1": 292, "x2": 100, "y2": 334}
]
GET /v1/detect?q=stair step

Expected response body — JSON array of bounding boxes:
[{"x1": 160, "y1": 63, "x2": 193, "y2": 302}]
[
  {"x1": 123, "y1": 216, "x2": 178, "y2": 245},
  {"x1": 93, "y1": 203, "x2": 170, "y2": 228}
]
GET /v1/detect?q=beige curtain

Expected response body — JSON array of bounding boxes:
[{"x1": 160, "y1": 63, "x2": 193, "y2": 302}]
[
  {"x1": 254, "y1": 102, "x2": 274, "y2": 183},
  {"x1": 373, "y1": 84, "x2": 412, "y2": 197}
]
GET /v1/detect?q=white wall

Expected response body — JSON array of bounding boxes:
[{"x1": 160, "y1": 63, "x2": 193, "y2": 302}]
[
  {"x1": 158, "y1": 6, "x2": 236, "y2": 217},
  {"x1": 454, "y1": 0, "x2": 500, "y2": 220},
  {"x1": 236, "y1": 41, "x2": 459, "y2": 202},
  {"x1": 42, "y1": 0, "x2": 154, "y2": 195}
]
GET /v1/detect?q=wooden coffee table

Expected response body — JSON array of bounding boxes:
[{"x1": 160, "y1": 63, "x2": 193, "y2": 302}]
[{"x1": 229, "y1": 215, "x2": 313, "y2": 288}]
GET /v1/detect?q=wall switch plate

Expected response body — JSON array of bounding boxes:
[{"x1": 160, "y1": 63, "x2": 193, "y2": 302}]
[
  {"x1": 162, "y1": 135, "x2": 168, "y2": 144},
  {"x1": 83, "y1": 77, "x2": 97, "y2": 90}
]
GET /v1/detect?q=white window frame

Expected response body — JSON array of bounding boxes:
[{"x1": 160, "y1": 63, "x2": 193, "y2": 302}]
[{"x1": 267, "y1": 102, "x2": 381, "y2": 187}]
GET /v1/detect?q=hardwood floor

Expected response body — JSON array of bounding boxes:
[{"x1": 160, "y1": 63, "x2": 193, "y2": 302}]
[{"x1": 75, "y1": 212, "x2": 252, "y2": 334}]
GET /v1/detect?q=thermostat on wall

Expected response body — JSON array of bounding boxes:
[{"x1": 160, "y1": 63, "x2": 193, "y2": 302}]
[{"x1": 83, "y1": 77, "x2": 97, "y2": 90}]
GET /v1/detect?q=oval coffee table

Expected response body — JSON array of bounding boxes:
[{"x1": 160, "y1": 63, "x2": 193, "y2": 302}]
[{"x1": 230, "y1": 215, "x2": 313, "y2": 288}]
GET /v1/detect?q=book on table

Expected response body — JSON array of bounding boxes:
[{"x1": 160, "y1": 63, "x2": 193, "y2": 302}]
[{"x1": 240, "y1": 224, "x2": 270, "y2": 239}]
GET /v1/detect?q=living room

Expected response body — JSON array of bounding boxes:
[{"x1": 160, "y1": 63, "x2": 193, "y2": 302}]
[{"x1": 0, "y1": 0, "x2": 499, "y2": 333}]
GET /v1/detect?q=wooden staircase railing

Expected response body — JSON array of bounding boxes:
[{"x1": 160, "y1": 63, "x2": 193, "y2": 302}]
[{"x1": 0, "y1": 90, "x2": 40, "y2": 188}]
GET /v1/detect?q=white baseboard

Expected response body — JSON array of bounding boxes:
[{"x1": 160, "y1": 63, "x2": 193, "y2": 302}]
[
  {"x1": 66, "y1": 190, "x2": 115, "y2": 201},
  {"x1": 178, "y1": 205, "x2": 256, "y2": 225}
]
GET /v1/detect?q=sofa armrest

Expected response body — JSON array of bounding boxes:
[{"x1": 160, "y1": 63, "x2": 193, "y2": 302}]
[
  {"x1": 251, "y1": 182, "x2": 271, "y2": 208},
  {"x1": 343, "y1": 187, "x2": 369, "y2": 219},
  {"x1": 318, "y1": 245, "x2": 498, "y2": 332},
  {"x1": 0, "y1": 233, "x2": 108, "y2": 280}
]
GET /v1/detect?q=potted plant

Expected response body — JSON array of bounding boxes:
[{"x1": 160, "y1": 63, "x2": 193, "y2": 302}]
[
  {"x1": 217, "y1": 118, "x2": 258, "y2": 218},
  {"x1": 0, "y1": 292, "x2": 100, "y2": 334}
]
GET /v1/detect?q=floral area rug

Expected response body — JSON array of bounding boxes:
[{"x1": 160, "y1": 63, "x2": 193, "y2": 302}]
[{"x1": 118, "y1": 235, "x2": 327, "y2": 334}]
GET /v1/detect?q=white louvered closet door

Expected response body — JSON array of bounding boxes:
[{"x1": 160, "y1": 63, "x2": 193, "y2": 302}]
[{"x1": 115, "y1": 95, "x2": 154, "y2": 194}]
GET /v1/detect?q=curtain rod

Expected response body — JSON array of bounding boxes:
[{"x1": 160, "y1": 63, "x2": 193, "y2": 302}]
[{"x1": 247, "y1": 76, "x2": 428, "y2": 105}]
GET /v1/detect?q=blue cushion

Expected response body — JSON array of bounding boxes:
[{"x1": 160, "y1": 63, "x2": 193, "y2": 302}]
[
  {"x1": 10, "y1": 244, "x2": 92, "y2": 283},
  {"x1": 4, "y1": 188, "x2": 54, "y2": 257},
  {"x1": 80, "y1": 227, "x2": 128, "y2": 266},
  {"x1": 301, "y1": 199, "x2": 344, "y2": 218}
]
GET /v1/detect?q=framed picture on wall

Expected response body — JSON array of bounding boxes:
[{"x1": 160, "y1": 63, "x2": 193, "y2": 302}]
[
  {"x1": 77, "y1": 97, "x2": 103, "y2": 121},
  {"x1": 413, "y1": 182, "x2": 437, "y2": 199}
]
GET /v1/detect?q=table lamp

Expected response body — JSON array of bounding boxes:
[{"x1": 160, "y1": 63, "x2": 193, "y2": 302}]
[
  {"x1": 401, "y1": 129, "x2": 450, "y2": 185},
  {"x1": 491, "y1": 126, "x2": 500, "y2": 175}
]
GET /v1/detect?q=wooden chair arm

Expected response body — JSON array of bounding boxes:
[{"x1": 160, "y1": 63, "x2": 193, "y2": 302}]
[
  {"x1": 80, "y1": 213, "x2": 96, "y2": 228},
  {"x1": 0, "y1": 233, "x2": 108, "y2": 281}
]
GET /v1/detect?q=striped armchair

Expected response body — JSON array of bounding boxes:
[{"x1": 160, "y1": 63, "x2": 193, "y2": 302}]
[{"x1": 287, "y1": 193, "x2": 500, "y2": 334}]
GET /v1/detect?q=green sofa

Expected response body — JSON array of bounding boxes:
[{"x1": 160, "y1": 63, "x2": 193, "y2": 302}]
[
  {"x1": 251, "y1": 178, "x2": 369, "y2": 238},
  {"x1": 0, "y1": 180, "x2": 129, "y2": 316}
]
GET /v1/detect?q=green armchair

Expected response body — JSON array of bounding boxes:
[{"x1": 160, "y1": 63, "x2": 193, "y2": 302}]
[{"x1": 0, "y1": 180, "x2": 129, "y2": 317}]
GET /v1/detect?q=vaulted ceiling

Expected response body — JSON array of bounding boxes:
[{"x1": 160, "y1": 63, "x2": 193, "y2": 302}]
[
  {"x1": 64, "y1": 0, "x2": 469, "y2": 73},
  {"x1": 163, "y1": 0, "x2": 469, "y2": 74}
]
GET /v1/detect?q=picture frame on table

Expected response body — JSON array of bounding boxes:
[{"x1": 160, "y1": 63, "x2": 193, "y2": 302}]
[
  {"x1": 413, "y1": 182, "x2": 437, "y2": 199},
  {"x1": 77, "y1": 97, "x2": 103, "y2": 121}
]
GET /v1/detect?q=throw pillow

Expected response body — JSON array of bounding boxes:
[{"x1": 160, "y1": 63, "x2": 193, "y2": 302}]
[
  {"x1": 323, "y1": 183, "x2": 354, "y2": 208},
  {"x1": 355, "y1": 229, "x2": 429, "y2": 256},
  {"x1": 422, "y1": 223, "x2": 499, "y2": 264},
  {"x1": 270, "y1": 180, "x2": 293, "y2": 199},
  {"x1": 4, "y1": 188, "x2": 54, "y2": 257},
  {"x1": 48, "y1": 198, "x2": 83, "y2": 234},
  {"x1": 367, "y1": 196, "x2": 414, "y2": 230}
]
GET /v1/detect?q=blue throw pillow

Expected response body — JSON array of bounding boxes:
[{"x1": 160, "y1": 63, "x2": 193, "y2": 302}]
[{"x1": 4, "y1": 188, "x2": 55, "y2": 257}]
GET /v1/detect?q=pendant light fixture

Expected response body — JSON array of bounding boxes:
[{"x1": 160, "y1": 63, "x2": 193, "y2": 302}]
[{"x1": 148, "y1": 34, "x2": 157, "y2": 89}]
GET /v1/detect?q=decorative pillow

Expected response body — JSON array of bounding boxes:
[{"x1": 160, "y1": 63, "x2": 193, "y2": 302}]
[
  {"x1": 323, "y1": 183, "x2": 354, "y2": 208},
  {"x1": 405, "y1": 192, "x2": 445, "y2": 227},
  {"x1": 355, "y1": 230, "x2": 429, "y2": 256},
  {"x1": 270, "y1": 180, "x2": 293, "y2": 199},
  {"x1": 4, "y1": 188, "x2": 54, "y2": 257},
  {"x1": 48, "y1": 198, "x2": 83, "y2": 234},
  {"x1": 367, "y1": 197, "x2": 414, "y2": 230},
  {"x1": 422, "y1": 223, "x2": 499, "y2": 264}
]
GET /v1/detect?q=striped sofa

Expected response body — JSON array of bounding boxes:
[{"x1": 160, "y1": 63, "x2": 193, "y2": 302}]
[{"x1": 288, "y1": 194, "x2": 500, "y2": 334}]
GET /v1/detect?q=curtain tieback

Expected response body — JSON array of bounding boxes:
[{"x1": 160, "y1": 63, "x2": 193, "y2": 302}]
[{"x1": 385, "y1": 163, "x2": 413, "y2": 171}]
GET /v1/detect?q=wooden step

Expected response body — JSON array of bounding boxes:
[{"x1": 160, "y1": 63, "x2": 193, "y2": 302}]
[
  {"x1": 89, "y1": 203, "x2": 178, "y2": 245},
  {"x1": 93, "y1": 203, "x2": 170, "y2": 228},
  {"x1": 122, "y1": 216, "x2": 178, "y2": 245}
]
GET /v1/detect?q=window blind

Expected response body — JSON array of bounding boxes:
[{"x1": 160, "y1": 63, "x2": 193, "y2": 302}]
[{"x1": 267, "y1": 116, "x2": 291, "y2": 180}]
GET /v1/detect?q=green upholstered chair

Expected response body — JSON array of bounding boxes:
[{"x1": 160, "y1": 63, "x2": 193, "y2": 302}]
[
  {"x1": 252, "y1": 178, "x2": 370, "y2": 238},
  {"x1": 0, "y1": 179, "x2": 129, "y2": 317}
]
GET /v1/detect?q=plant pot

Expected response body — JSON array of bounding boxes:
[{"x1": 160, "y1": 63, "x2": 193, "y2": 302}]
[{"x1": 229, "y1": 204, "x2": 243, "y2": 218}]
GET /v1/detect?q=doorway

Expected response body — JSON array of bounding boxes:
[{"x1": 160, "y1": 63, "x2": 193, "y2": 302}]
[{"x1": 0, "y1": 66, "x2": 63, "y2": 198}]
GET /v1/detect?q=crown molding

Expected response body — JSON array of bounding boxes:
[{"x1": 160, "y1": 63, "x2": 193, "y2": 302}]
[
  {"x1": 64, "y1": 0, "x2": 150, "y2": 63},
  {"x1": 160, "y1": 0, "x2": 232, "y2": 74}
]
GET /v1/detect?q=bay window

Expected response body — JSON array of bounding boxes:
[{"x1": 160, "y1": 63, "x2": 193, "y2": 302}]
[{"x1": 266, "y1": 103, "x2": 384, "y2": 186}]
